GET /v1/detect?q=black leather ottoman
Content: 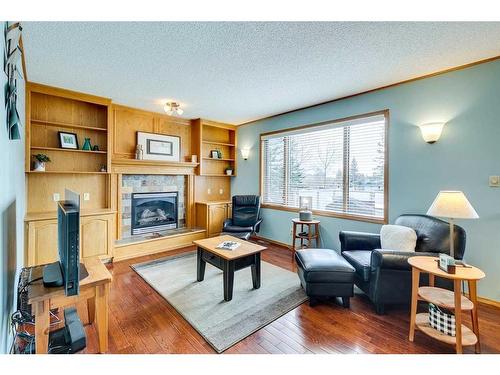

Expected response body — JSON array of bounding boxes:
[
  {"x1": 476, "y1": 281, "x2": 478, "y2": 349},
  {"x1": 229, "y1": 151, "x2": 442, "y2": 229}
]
[
  {"x1": 220, "y1": 231, "x2": 251, "y2": 241},
  {"x1": 295, "y1": 249, "x2": 356, "y2": 307}
]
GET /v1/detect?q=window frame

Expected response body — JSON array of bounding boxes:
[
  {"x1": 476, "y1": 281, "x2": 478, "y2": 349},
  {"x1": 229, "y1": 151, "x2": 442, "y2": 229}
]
[{"x1": 259, "y1": 109, "x2": 389, "y2": 224}]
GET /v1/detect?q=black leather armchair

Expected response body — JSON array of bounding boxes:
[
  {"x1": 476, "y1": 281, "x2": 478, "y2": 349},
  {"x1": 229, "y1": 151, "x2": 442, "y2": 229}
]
[
  {"x1": 222, "y1": 195, "x2": 263, "y2": 239},
  {"x1": 339, "y1": 214, "x2": 466, "y2": 314}
]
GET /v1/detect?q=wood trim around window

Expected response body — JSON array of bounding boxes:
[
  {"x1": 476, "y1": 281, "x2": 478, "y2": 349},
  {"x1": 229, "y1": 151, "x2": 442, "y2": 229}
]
[{"x1": 259, "y1": 109, "x2": 389, "y2": 225}]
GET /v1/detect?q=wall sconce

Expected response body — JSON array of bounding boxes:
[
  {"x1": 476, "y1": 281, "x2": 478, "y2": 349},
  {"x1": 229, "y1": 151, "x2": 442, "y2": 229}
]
[
  {"x1": 418, "y1": 122, "x2": 445, "y2": 144},
  {"x1": 241, "y1": 148, "x2": 250, "y2": 160}
]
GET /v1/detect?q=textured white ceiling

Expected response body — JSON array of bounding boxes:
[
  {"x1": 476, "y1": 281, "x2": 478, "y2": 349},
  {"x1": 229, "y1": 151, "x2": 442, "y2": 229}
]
[{"x1": 22, "y1": 22, "x2": 500, "y2": 124}]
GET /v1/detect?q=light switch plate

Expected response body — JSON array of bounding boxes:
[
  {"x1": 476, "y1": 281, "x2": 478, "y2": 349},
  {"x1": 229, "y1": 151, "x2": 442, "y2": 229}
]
[
  {"x1": 489, "y1": 176, "x2": 500, "y2": 187},
  {"x1": 53, "y1": 193, "x2": 60, "y2": 202},
  {"x1": 219, "y1": 188, "x2": 224, "y2": 195},
  {"x1": 207, "y1": 188, "x2": 211, "y2": 195},
  {"x1": 83, "y1": 192, "x2": 90, "y2": 201}
]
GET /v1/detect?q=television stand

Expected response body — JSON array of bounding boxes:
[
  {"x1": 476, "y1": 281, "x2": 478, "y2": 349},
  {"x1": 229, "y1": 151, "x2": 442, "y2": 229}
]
[{"x1": 42, "y1": 262, "x2": 89, "y2": 288}]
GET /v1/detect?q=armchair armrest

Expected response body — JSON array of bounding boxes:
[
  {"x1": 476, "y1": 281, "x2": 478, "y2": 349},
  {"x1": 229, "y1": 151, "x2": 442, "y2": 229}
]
[
  {"x1": 222, "y1": 218, "x2": 233, "y2": 230},
  {"x1": 339, "y1": 231, "x2": 381, "y2": 252},
  {"x1": 371, "y1": 249, "x2": 438, "y2": 271},
  {"x1": 253, "y1": 218, "x2": 263, "y2": 233}
]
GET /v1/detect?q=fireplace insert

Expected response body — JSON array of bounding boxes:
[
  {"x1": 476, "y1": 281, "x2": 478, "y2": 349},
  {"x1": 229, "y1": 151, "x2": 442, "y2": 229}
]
[{"x1": 131, "y1": 192, "x2": 178, "y2": 235}]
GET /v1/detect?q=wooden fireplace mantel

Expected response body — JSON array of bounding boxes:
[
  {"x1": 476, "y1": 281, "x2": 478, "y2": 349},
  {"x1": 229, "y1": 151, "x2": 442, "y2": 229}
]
[{"x1": 111, "y1": 158, "x2": 199, "y2": 175}]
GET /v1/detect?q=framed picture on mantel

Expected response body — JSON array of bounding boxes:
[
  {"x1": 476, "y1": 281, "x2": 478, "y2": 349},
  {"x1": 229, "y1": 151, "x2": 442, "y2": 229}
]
[{"x1": 137, "y1": 132, "x2": 180, "y2": 162}]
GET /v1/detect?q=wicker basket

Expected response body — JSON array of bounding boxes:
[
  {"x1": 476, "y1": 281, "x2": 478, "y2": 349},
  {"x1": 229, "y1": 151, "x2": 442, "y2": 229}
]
[{"x1": 428, "y1": 303, "x2": 456, "y2": 336}]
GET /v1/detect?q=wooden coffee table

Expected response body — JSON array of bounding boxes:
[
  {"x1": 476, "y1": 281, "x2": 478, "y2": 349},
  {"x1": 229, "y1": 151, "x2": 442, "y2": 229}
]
[{"x1": 193, "y1": 235, "x2": 267, "y2": 301}]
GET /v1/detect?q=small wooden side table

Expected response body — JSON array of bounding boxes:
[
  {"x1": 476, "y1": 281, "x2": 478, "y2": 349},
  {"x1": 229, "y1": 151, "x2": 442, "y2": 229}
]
[
  {"x1": 291, "y1": 218, "x2": 320, "y2": 251},
  {"x1": 28, "y1": 256, "x2": 112, "y2": 354},
  {"x1": 407, "y1": 256, "x2": 485, "y2": 354}
]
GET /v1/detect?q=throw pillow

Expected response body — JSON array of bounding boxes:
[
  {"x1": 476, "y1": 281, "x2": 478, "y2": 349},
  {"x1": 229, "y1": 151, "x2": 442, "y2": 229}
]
[{"x1": 380, "y1": 224, "x2": 417, "y2": 251}]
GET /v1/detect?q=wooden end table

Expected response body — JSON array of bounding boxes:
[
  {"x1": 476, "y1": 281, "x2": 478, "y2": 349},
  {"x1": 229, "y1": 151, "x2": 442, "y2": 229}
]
[
  {"x1": 193, "y1": 235, "x2": 267, "y2": 301},
  {"x1": 28, "y1": 256, "x2": 112, "y2": 354},
  {"x1": 292, "y1": 218, "x2": 320, "y2": 251},
  {"x1": 408, "y1": 256, "x2": 485, "y2": 354}
]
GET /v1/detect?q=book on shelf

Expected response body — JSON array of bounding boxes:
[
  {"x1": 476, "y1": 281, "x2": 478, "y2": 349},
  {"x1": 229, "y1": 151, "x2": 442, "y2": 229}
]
[{"x1": 216, "y1": 241, "x2": 240, "y2": 251}]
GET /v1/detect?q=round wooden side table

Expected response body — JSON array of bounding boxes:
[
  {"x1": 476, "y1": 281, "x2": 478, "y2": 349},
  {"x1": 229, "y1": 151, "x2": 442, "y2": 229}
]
[
  {"x1": 291, "y1": 218, "x2": 320, "y2": 251},
  {"x1": 407, "y1": 256, "x2": 485, "y2": 354}
]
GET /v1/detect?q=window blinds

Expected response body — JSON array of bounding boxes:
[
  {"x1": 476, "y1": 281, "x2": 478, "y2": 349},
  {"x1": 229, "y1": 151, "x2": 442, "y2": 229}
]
[{"x1": 261, "y1": 113, "x2": 386, "y2": 220}]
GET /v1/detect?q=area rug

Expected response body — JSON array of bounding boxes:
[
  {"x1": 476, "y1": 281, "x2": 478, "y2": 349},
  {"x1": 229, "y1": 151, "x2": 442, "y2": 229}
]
[{"x1": 132, "y1": 252, "x2": 307, "y2": 353}]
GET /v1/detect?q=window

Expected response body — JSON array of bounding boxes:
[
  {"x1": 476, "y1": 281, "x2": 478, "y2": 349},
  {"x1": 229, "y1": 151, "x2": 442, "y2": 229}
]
[{"x1": 260, "y1": 111, "x2": 388, "y2": 222}]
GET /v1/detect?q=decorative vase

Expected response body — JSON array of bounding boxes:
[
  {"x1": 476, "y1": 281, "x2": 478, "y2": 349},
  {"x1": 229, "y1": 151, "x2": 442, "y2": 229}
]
[
  {"x1": 82, "y1": 138, "x2": 92, "y2": 151},
  {"x1": 33, "y1": 160, "x2": 46, "y2": 172}
]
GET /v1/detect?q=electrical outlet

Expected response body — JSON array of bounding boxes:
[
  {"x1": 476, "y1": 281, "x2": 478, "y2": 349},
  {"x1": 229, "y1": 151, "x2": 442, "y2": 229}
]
[
  {"x1": 207, "y1": 188, "x2": 212, "y2": 195},
  {"x1": 53, "y1": 193, "x2": 60, "y2": 202},
  {"x1": 489, "y1": 176, "x2": 500, "y2": 187},
  {"x1": 83, "y1": 193, "x2": 90, "y2": 201},
  {"x1": 219, "y1": 188, "x2": 224, "y2": 195}
]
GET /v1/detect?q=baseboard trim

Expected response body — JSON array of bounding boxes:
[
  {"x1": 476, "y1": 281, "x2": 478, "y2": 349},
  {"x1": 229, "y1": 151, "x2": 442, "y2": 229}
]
[
  {"x1": 468, "y1": 295, "x2": 500, "y2": 309},
  {"x1": 251, "y1": 235, "x2": 292, "y2": 250}
]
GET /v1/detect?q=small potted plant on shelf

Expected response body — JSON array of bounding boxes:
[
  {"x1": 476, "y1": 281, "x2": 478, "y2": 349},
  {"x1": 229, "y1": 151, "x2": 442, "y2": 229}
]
[
  {"x1": 33, "y1": 154, "x2": 51, "y2": 172},
  {"x1": 225, "y1": 166, "x2": 233, "y2": 176}
]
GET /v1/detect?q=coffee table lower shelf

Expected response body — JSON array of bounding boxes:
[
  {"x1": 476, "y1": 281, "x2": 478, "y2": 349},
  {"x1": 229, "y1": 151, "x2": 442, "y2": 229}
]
[{"x1": 415, "y1": 313, "x2": 478, "y2": 347}]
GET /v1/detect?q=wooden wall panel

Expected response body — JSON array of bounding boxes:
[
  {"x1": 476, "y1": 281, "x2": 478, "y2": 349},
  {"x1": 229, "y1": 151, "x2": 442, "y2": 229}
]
[
  {"x1": 112, "y1": 104, "x2": 192, "y2": 160},
  {"x1": 112, "y1": 106, "x2": 155, "y2": 159},
  {"x1": 194, "y1": 176, "x2": 231, "y2": 202},
  {"x1": 27, "y1": 174, "x2": 108, "y2": 212}
]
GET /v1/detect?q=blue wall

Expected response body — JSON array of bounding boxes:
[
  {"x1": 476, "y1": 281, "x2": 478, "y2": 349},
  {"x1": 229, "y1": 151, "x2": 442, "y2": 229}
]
[
  {"x1": 233, "y1": 59, "x2": 500, "y2": 301},
  {"x1": 0, "y1": 22, "x2": 26, "y2": 353}
]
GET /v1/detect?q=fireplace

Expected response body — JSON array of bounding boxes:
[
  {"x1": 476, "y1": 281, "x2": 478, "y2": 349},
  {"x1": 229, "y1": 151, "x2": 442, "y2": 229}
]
[{"x1": 131, "y1": 192, "x2": 178, "y2": 235}]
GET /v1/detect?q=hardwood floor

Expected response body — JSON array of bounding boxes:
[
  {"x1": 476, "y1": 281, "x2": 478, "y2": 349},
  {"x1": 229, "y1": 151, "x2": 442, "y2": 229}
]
[{"x1": 81, "y1": 241, "x2": 500, "y2": 354}]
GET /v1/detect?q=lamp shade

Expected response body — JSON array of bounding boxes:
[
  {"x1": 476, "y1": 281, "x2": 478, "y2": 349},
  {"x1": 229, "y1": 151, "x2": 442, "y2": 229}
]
[
  {"x1": 418, "y1": 122, "x2": 445, "y2": 143},
  {"x1": 427, "y1": 191, "x2": 479, "y2": 219}
]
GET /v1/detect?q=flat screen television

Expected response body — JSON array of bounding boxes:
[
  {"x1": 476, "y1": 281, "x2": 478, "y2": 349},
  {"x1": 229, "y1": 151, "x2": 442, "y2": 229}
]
[{"x1": 42, "y1": 189, "x2": 88, "y2": 296}]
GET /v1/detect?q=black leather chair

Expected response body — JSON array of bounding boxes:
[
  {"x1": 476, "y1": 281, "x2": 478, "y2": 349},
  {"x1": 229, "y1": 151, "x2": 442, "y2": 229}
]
[
  {"x1": 339, "y1": 214, "x2": 466, "y2": 314},
  {"x1": 222, "y1": 195, "x2": 263, "y2": 240}
]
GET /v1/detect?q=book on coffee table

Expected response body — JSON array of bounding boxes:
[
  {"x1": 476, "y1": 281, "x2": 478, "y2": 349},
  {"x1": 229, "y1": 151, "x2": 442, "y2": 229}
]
[{"x1": 216, "y1": 241, "x2": 240, "y2": 251}]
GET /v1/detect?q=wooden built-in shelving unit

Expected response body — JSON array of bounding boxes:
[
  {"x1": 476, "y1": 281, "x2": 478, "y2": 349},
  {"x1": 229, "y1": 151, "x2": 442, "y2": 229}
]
[{"x1": 192, "y1": 119, "x2": 237, "y2": 177}]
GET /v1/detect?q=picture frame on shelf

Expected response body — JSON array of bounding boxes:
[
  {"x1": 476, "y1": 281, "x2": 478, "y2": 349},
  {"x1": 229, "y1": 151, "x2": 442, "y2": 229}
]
[
  {"x1": 211, "y1": 150, "x2": 220, "y2": 159},
  {"x1": 58, "y1": 131, "x2": 79, "y2": 149},
  {"x1": 137, "y1": 131, "x2": 180, "y2": 162}
]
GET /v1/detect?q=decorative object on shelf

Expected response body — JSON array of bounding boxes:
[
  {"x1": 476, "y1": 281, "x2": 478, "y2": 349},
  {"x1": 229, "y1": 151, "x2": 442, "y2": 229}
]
[
  {"x1": 211, "y1": 150, "x2": 220, "y2": 159},
  {"x1": 4, "y1": 22, "x2": 23, "y2": 140},
  {"x1": 438, "y1": 253, "x2": 456, "y2": 274},
  {"x1": 298, "y1": 196, "x2": 313, "y2": 221},
  {"x1": 163, "y1": 101, "x2": 184, "y2": 116},
  {"x1": 418, "y1": 122, "x2": 445, "y2": 143},
  {"x1": 217, "y1": 148, "x2": 222, "y2": 159},
  {"x1": 82, "y1": 137, "x2": 92, "y2": 151},
  {"x1": 135, "y1": 144, "x2": 144, "y2": 160},
  {"x1": 32, "y1": 153, "x2": 51, "y2": 172},
  {"x1": 100, "y1": 164, "x2": 107, "y2": 172},
  {"x1": 428, "y1": 303, "x2": 456, "y2": 337},
  {"x1": 58, "y1": 131, "x2": 79, "y2": 149},
  {"x1": 241, "y1": 148, "x2": 250, "y2": 160},
  {"x1": 427, "y1": 191, "x2": 479, "y2": 258},
  {"x1": 137, "y1": 131, "x2": 180, "y2": 162},
  {"x1": 92, "y1": 145, "x2": 99, "y2": 152},
  {"x1": 225, "y1": 166, "x2": 233, "y2": 176},
  {"x1": 191, "y1": 154, "x2": 197, "y2": 163}
]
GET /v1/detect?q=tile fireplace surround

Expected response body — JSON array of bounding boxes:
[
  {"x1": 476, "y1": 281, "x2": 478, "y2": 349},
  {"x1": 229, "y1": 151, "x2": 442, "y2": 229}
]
[{"x1": 121, "y1": 174, "x2": 186, "y2": 238}]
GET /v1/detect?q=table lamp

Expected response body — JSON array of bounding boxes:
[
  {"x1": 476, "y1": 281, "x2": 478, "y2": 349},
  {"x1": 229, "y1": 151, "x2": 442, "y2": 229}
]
[{"x1": 426, "y1": 191, "x2": 479, "y2": 258}]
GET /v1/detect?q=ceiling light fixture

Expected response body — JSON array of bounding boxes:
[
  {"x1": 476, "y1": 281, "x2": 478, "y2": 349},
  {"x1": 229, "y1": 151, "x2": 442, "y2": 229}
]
[{"x1": 164, "y1": 101, "x2": 184, "y2": 116}]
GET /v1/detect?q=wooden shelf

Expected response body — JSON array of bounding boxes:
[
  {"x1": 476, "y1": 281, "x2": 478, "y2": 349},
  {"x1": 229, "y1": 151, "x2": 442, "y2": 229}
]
[
  {"x1": 201, "y1": 173, "x2": 235, "y2": 177},
  {"x1": 202, "y1": 157, "x2": 235, "y2": 162},
  {"x1": 415, "y1": 313, "x2": 477, "y2": 346},
  {"x1": 31, "y1": 119, "x2": 107, "y2": 132},
  {"x1": 30, "y1": 146, "x2": 107, "y2": 154},
  {"x1": 25, "y1": 208, "x2": 116, "y2": 222},
  {"x1": 419, "y1": 287, "x2": 474, "y2": 311},
  {"x1": 26, "y1": 171, "x2": 109, "y2": 175},
  {"x1": 202, "y1": 140, "x2": 235, "y2": 147}
]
